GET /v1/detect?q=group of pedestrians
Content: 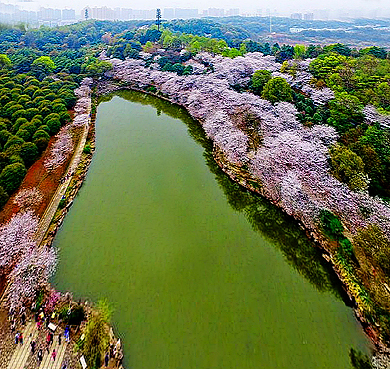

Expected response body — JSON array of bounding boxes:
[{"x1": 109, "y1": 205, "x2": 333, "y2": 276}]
[
  {"x1": 9, "y1": 306, "x2": 26, "y2": 333},
  {"x1": 9, "y1": 305, "x2": 71, "y2": 366}
]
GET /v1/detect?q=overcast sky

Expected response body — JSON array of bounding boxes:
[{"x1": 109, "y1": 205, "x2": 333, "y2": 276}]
[{"x1": 10, "y1": 0, "x2": 389, "y2": 14}]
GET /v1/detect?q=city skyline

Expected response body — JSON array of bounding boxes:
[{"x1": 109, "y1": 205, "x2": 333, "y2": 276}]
[{"x1": 2, "y1": 0, "x2": 390, "y2": 16}]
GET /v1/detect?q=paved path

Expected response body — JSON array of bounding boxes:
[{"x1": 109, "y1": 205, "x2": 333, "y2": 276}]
[
  {"x1": 38, "y1": 337, "x2": 68, "y2": 369},
  {"x1": 33, "y1": 114, "x2": 91, "y2": 246},
  {"x1": 6, "y1": 321, "x2": 68, "y2": 369},
  {"x1": 6, "y1": 322, "x2": 37, "y2": 369}
]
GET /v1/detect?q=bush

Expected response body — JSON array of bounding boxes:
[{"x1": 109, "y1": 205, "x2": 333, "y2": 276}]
[
  {"x1": 83, "y1": 144, "x2": 91, "y2": 154},
  {"x1": 319, "y1": 209, "x2": 344, "y2": 240},
  {"x1": 262, "y1": 77, "x2": 293, "y2": 103},
  {"x1": 59, "y1": 304, "x2": 85, "y2": 325},
  {"x1": 0, "y1": 185, "x2": 9, "y2": 209},
  {"x1": 0, "y1": 162, "x2": 27, "y2": 193}
]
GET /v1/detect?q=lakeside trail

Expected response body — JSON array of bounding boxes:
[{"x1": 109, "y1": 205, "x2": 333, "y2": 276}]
[{"x1": 33, "y1": 108, "x2": 90, "y2": 246}]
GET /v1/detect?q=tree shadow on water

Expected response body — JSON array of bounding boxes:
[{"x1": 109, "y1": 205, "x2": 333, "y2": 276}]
[{"x1": 106, "y1": 89, "x2": 351, "y2": 303}]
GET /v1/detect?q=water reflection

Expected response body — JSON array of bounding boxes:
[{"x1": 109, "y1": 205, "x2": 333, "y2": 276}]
[
  {"x1": 104, "y1": 89, "x2": 348, "y2": 301},
  {"x1": 100, "y1": 90, "x2": 369, "y2": 366}
]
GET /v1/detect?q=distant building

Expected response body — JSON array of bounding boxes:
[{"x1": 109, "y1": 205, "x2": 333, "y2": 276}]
[
  {"x1": 290, "y1": 13, "x2": 302, "y2": 20},
  {"x1": 226, "y1": 8, "x2": 239, "y2": 16},
  {"x1": 62, "y1": 9, "x2": 75, "y2": 20},
  {"x1": 208, "y1": 8, "x2": 224, "y2": 17},
  {"x1": 304, "y1": 12, "x2": 314, "y2": 20}
]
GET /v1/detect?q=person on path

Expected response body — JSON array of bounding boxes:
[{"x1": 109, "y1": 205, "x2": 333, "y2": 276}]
[
  {"x1": 19, "y1": 333, "x2": 23, "y2": 344},
  {"x1": 52, "y1": 349, "x2": 56, "y2": 361},
  {"x1": 105, "y1": 352, "x2": 109, "y2": 367},
  {"x1": 11, "y1": 319, "x2": 15, "y2": 332},
  {"x1": 61, "y1": 364, "x2": 67, "y2": 369},
  {"x1": 49, "y1": 332, "x2": 54, "y2": 345},
  {"x1": 46, "y1": 332, "x2": 51, "y2": 345},
  {"x1": 14, "y1": 333, "x2": 19, "y2": 344},
  {"x1": 64, "y1": 325, "x2": 70, "y2": 342},
  {"x1": 21, "y1": 312, "x2": 26, "y2": 325},
  {"x1": 37, "y1": 349, "x2": 43, "y2": 363},
  {"x1": 30, "y1": 340, "x2": 36, "y2": 354},
  {"x1": 58, "y1": 333, "x2": 61, "y2": 345}
]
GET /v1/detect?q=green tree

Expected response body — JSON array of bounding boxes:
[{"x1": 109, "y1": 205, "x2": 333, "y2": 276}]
[
  {"x1": 0, "y1": 54, "x2": 11, "y2": 68},
  {"x1": 327, "y1": 92, "x2": 364, "y2": 133},
  {"x1": 294, "y1": 44, "x2": 306, "y2": 59},
  {"x1": 375, "y1": 82, "x2": 390, "y2": 110},
  {"x1": 20, "y1": 142, "x2": 39, "y2": 167},
  {"x1": 0, "y1": 185, "x2": 9, "y2": 209},
  {"x1": 349, "y1": 348, "x2": 372, "y2": 369},
  {"x1": 330, "y1": 144, "x2": 369, "y2": 191},
  {"x1": 83, "y1": 300, "x2": 112, "y2": 368},
  {"x1": 251, "y1": 70, "x2": 272, "y2": 95},
  {"x1": 0, "y1": 162, "x2": 26, "y2": 193},
  {"x1": 31, "y1": 56, "x2": 55, "y2": 79},
  {"x1": 262, "y1": 77, "x2": 293, "y2": 104}
]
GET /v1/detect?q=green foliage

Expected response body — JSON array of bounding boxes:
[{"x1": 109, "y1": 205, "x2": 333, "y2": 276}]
[
  {"x1": 262, "y1": 77, "x2": 293, "y2": 104},
  {"x1": 0, "y1": 54, "x2": 11, "y2": 68},
  {"x1": 83, "y1": 300, "x2": 112, "y2": 368},
  {"x1": 59, "y1": 304, "x2": 85, "y2": 325},
  {"x1": 319, "y1": 209, "x2": 344, "y2": 240},
  {"x1": 83, "y1": 143, "x2": 92, "y2": 154},
  {"x1": 251, "y1": 70, "x2": 272, "y2": 95},
  {"x1": 349, "y1": 348, "x2": 372, "y2": 369},
  {"x1": 327, "y1": 92, "x2": 364, "y2": 133},
  {"x1": 0, "y1": 162, "x2": 26, "y2": 193},
  {"x1": 0, "y1": 185, "x2": 9, "y2": 209},
  {"x1": 330, "y1": 144, "x2": 369, "y2": 192},
  {"x1": 19, "y1": 142, "x2": 39, "y2": 167},
  {"x1": 354, "y1": 224, "x2": 390, "y2": 274},
  {"x1": 46, "y1": 118, "x2": 61, "y2": 135}
]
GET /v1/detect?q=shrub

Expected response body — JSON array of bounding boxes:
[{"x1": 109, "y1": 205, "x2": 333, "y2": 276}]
[
  {"x1": 0, "y1": 162, "x2": 27, "y2": 193},
  {"x1": 319, "y1": 209, "x2": 344, "y2": 240}
]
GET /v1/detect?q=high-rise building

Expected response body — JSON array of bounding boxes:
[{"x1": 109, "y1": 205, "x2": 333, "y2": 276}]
[
  {"x1": 290, "y1": 12, "x2": 302, "y2": 20},
  {"x1": 226, "y1": 8, "x2": 239, "y2": 16},
  {"x1": 62, "y1": 9, "x2": 75, "y2": 20},
  {"x1": 303, "y1": 12, "x2": 314, "y2": 20},
  {"x1": 208, "y1": 8, "x2": 224, "y2": 17}
]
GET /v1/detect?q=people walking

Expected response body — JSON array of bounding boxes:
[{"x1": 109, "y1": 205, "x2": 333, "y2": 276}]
[
  {"x1": 52, "y1": 349, "x2": 56, "y2": 361},
  {"x1": 58, "y1": 333, "x2": 62, "y2": 345},
  {"x1": 21, "y1": 312, "x2": 26, "y2": 325},
  {"x1": 105, "y1": 352, "x2": 109, "y2": 367},
  {"x1": 19, "y1": 333, "x2": 23, "y2": 344},
  {"x1": 30, "y1": 340, "x2": 36, "y2": 354},
  {"x1": 14, "y1": 332, "x2": 19, "y2": 344},
  {"x1": 64, "y1": 325, "x2": 70, "y2": 342},
  {"x1": 37, "y1": 349, "x2": 43, "y2": 363}
]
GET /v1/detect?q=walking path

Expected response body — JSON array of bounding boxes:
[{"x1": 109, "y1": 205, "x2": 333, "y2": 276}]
[
  {"x1": 6, "y1": 320, "x2": 68, "y2": 369},
  {"x1": 6, "y1": 322, "x2": 37, "y2": 369},
  {"x1": 38, "y1": 337, "x2": 68, "y2": 369},
  {"x1": 33, "y1": 114, "x2": 90, "y2": 246}
]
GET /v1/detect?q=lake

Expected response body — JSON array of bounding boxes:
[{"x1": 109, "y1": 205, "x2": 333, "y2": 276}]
[{"x1": 53, "y1": 90, "x2": 371, "y2": 368}]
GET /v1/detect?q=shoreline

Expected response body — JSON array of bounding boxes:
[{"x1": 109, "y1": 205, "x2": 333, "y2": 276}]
[
  {"x1": 94, "y1": 80, "x2": 390, "y2": 364},
  {"x1": 1, "y1": 79, "x2": 389, "y2": 367}
]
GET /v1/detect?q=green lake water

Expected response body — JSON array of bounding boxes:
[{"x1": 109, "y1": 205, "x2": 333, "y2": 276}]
[{"x1": 53, "y1": 91, "x2": 371, "y2": 368}]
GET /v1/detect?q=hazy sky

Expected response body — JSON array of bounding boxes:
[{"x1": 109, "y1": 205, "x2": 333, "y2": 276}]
[{"x1": 10, "y1": 0, "x2": 389, "y2": 14}]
